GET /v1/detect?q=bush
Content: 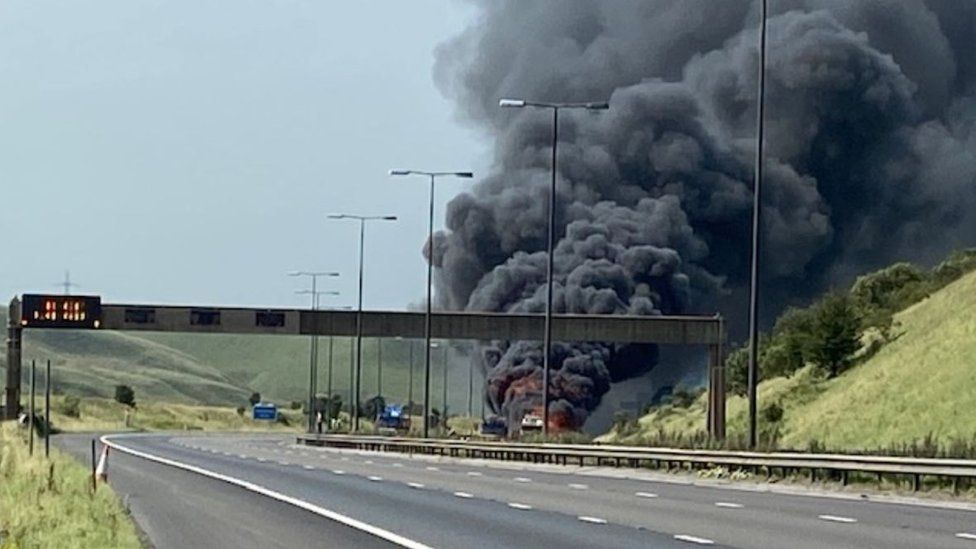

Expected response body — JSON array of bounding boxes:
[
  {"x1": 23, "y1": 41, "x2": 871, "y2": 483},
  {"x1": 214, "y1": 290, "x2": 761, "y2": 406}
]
[
  {"x1": 58, "y1": 395, "x2": 81, "y2": 418},
  {"x1": 114, "y1": 385, "x2": 136, "y2": 408},
  {"x1": 235, "y1": 406, "x2": 245, "y2": 416},
  {"x1": 248, "y1": 392, "x2": 261, "y2": 407},
  {"x1": 762, "y1": 402, "x2": 784, "y2": 424}
]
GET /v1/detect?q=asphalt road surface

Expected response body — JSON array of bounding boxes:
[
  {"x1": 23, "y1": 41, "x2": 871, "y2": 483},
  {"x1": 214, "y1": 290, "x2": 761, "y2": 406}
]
[{"x1": 56, "y1": 433, "x2": 976, "y2": 549}]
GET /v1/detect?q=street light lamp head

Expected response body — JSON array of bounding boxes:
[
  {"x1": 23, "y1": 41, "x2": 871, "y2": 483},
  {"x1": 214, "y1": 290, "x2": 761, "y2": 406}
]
[
  {"x1": 499, "y1": 98, "x2": 526, "y2": 108},
  {"x1": 382, "y1": 216, "x2": 398, "y2": 221},
  {"x1": 389, "y1": 170, "x2": 412, "y2": 176},
  {"x1": 585, "y1": 102, "x2": 610, "y2": 110},
  {"x1": 455, "y1": 172, "x2": 474, "y2": 178},
  {"x1": 327, "y1": 214, "x2": 346, "y2": 220}
]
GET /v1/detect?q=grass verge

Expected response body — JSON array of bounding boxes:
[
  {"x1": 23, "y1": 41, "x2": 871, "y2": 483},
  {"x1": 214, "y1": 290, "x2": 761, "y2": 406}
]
[{"x1": 0, "y1": 423, "x2": 141, "y2": 548}]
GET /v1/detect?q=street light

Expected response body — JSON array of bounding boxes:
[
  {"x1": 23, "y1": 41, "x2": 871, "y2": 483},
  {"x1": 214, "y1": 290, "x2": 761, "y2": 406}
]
[
  {"x1": 328, "y1": 213, "x2": 398, "y2": 431},
  {"x1": 390, "y1": 169, "x2": 473, "y2": 437},
  {"x1": 295, "y1": 289, "x2": 340, "y2": 432},
  {"x1": 747, "y1": 0, "x2": 769, "y2": 450},
  {"x1": 289, "y1": 271, "x2": 339, "y2": 432},
  {"x1": 498, "y1": 97, "x2": 609, "y2": 438}
]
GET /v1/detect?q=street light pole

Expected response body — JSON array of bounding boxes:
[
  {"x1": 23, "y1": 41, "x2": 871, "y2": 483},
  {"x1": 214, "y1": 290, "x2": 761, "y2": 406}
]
[
  {"x1": 289, "y1": 271, "x2": 339, "y2": 433},
  {"x1": 390, "y1": 169, "x2": 472, "y2": 438},
  {"x1": 407, "y1": 340, "x2": 414, "y2": 416},
  {"x1": 499, "y1": 98, "x2": 609, "y2": 438},
  {"x1": 747, "y1": 0, "x2": 769, "y2": 450},
  {"x1": 328, "y1": 213, "x2": 397, "y2": 431}
]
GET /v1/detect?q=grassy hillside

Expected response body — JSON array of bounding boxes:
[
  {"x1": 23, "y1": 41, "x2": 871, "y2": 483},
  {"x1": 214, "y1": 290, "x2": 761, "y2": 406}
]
[
  {"x1": 44, "y1": 395, "x2": 303, "y2": 432},
  {"x1": 1, "y1": 307, "x2": 480, "y2": 411},
  {"x1": 607, "y1": 269, "x2": 976, "y2": 451}
]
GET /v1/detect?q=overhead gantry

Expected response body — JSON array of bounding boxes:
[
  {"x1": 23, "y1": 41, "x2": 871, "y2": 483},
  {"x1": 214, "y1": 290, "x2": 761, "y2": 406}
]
[{"x1": 4, "y1": 294, "x2": 726, "y2": 437}]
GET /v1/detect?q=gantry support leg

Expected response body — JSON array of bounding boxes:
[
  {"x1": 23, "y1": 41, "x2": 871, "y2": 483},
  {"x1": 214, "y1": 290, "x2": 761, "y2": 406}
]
[{"x1": 4, "y1": 298, "x2": 22, "y2": 420}]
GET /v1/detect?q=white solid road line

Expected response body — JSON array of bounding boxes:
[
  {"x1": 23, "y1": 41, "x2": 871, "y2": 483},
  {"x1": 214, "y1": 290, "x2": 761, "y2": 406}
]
[
  {"x1": 955, "y1": 533, "x2": 976, "y2": 541},
  {"x1": 568, "y1": 483, "x2": 589, "y2": 490},
  {"x1": 673, "y1": 534, "x2": 715, "y2": 545},
  {"x1": 635, "y1": 492, "x2": 659, "y2": 498},
  {"x1": 101, "y1": 435, "x2": 433, "y2": 549},
  {"x1": 513, "y1": 477, "x2": 532, "y2": 483},
  {"x1": 577, "y1": 516, "x2": 607, "y2": 524},
  {"x1": 508, "y1": 503, "x2": 533, "y2": 510},
  {"x1": 407, "y1": 482, "x2": 425, "y2": 489},
  {"x1": 818, "y1": 515, "x2": 858, "y2": 524},
  {"x1": 453, "y1": 491, "x2": 474, "y2": 499},
  {"x1": 715, "y1": 502, "x2": 744, "y2": 509}
]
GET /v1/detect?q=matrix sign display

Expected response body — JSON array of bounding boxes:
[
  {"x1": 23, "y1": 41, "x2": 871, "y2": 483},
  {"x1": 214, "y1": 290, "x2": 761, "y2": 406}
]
[{"x1": 21, "y1": 294, "x2": 102, "y2": 329}]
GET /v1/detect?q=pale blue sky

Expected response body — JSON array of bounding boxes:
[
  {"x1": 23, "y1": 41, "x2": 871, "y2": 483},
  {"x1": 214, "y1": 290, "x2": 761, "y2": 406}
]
[{"x1": 0, "y1": 1, "x2": 488, "y2": 310}]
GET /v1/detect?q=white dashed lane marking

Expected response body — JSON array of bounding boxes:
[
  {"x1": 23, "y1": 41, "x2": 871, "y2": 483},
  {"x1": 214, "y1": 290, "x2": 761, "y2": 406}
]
[
  {"x1": 955, "y1": 533, "x2": 976, "y2": 541},
  {"x1": 635, "y1": 492, "x2": 658, "y2": 499},
  {"x1": 818, "y1": 515, "x2": 857, "y2": 524},
  {"x1": 368, "y1": 476, "x2": 383, "y2": 482},
  {"x1": 407, "y1": 482, "x2": 425, "y2": 489},
  {"x1": 577, "y1": 516, "x2": 607, "y2": 524},
  {"x1": 303, "y1": 465, "x2": 315, "y2": 470},
  {"x1": 467, "y1": 471, "x2": 483, "y2": 477},
  {"x1": 507, "y1": 503, "x2": 533, "y2": 510},
  {"x1": 714, "y1": 502, "x2": 743, "y2": 509},
  {"x1": 426, "y1": 466, "x2": 439, "y2": 471},
  {"x1": 568, "y1": 483, "x2": 589, "y2": 490},
  {"x1": 513, "y1": 477, "x2": 532, "y2": 483},
  {"x1": 453, "y1": 492, "x2": 474, "y2": 499},
  {"x1": 674, "y1": 534, "x2": 714, "y2": 545},
  {"x1": 332, "y1": 470, "x2": 346, "y2": 475}
]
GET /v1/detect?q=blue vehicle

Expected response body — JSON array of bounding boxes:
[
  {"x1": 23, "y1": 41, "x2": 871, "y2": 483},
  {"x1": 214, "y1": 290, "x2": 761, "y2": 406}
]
[
  {"x1": 480, "y1": 415, "x2": 508, "y2": 438},
  {"x1": 376, "y1": 404, "x2": 409, "y2": 433}
]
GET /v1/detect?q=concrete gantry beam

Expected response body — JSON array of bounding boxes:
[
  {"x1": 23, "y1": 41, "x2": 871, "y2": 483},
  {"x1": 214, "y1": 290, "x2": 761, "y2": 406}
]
[{"x1": 97, "y1": 304, "x2": 724, "y2": 345}]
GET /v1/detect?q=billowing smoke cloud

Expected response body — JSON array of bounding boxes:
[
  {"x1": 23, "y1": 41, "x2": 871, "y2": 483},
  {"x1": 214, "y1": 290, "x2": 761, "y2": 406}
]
[{"x1": 430, "y1": 1, "x2": 976, "y2": 430}]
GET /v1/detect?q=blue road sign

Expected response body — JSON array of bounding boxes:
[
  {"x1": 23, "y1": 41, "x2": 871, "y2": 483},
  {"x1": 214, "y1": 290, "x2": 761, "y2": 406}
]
[{"x1": 252, "y1": 403, "x2": 277, "y2": 421}]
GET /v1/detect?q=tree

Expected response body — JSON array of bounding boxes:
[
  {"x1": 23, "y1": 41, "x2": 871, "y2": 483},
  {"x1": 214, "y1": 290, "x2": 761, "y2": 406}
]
[
  {"x1": 114, "y1": 385, "x2": 136, "y2": 408},
  {"x1": 362, "y1": 395, "x2": 386, "y2": 421},
  {"x1": 809, "y1": 292, "x2": 861, "y2": 377},
  {"x1": 328, "y1": 394, "x2": 344, "y2": 420},
  {"x1": 248, "y1": 392, "x2": 261, "y2": 407}
]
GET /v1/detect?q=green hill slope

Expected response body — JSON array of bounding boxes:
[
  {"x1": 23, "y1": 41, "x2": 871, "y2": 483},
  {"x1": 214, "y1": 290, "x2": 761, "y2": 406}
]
[
  {"x1": 607, "y1": 269, "x2": 976, "y2": 450},
  {"x1": 780, "y1": 268, "x2": 976, "y2": 447}
]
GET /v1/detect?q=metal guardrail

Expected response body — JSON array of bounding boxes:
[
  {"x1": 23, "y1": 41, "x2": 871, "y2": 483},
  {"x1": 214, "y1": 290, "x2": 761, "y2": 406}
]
[{"x1": 298, "y1": 433, "x2": 976, "y2": 492}]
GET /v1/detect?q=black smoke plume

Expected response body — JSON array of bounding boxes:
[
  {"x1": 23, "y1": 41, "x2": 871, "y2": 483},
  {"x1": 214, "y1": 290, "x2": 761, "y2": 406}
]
[{"x1": 430, "y1": 1, "x2": 976, "y2": 430}]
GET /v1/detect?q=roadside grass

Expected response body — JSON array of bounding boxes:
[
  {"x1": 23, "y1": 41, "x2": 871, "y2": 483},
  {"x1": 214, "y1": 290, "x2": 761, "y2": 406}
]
[
  {"x1": 604, "y1": 270, "x2": 976, "y2": 455},
  {"x1": 44, "y1": 395, "x2": 303, "y2": 433},
  {"x1": 0, "y1": 423, "x2": 140, "y2": 549}
]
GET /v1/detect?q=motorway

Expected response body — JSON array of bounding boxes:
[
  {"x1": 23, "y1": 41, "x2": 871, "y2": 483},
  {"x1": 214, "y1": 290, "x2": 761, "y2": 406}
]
[{"x1": 57, "y1": 433, "x2": 976, "y2": 549}]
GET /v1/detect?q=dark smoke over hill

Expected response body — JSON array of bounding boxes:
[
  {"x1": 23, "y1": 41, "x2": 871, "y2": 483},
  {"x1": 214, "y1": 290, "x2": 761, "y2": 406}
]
[{"x1": 429, "y1": 1, "x2": 976, "y2": 429}]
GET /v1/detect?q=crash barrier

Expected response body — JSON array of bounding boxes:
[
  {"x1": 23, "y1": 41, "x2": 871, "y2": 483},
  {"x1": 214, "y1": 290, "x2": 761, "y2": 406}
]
[{"x1": 298, "y1": 433, "x2": 976, "y2": 493}]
